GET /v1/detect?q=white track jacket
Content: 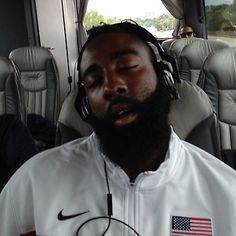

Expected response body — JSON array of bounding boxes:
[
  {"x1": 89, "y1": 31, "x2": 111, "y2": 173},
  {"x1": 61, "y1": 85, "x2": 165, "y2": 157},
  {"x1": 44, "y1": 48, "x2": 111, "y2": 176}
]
[{"x1": 0, "y1": 131, "x2": 236, "y2": 236}]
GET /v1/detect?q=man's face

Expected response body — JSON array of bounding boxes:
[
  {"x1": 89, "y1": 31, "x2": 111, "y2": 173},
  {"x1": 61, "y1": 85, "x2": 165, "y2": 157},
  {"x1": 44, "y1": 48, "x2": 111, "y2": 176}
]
[
  {"x1": 79, "y1": 31, "x2": 171, "y2": 165},
  {"x1": 180, "y1": 26, "x2": 194, "y2": 38},
  {"x1": 80, "y1": 32, "x2": 158, "y2": 128}
]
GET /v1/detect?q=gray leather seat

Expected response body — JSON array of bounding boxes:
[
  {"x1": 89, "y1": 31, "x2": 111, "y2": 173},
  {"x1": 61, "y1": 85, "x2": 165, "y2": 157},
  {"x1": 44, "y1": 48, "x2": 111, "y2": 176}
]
[
  {"x1": 198, "y1": 47, "x2": 236, "y2": 167},
  {"x1": 55, "y1": 88, "x2": 93, "y2": 146},
  {"x1": 0, "y1": 56, "x2": 26, "y2": 121},
  {"x1": 169, "y1": 38, "x2": 204, "y2": 69},
  {"x1": 9, "y1": 46, "x2": 60, "y2": 124},
  {"x1": 55, "y1": 81, "x2": 221, "y2": 159},
  {"x1": 161, "y1": 38, "x2": 176, "y2": 54},
  {"x1": 179, "y1": 39, "x2": 229, "y2": 84}
]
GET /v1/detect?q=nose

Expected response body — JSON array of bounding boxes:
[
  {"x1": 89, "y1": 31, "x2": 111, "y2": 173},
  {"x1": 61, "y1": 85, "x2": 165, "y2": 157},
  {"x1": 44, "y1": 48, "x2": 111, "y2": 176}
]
[{"x1": 103, "y1": 73, "x2": 128, "y2": 99}]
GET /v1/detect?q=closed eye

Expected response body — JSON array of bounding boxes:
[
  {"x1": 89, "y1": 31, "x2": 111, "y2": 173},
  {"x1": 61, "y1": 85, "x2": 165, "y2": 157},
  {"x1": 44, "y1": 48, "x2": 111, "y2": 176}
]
[
  {"x1": 118, "y1": 64, "x2": 138, "y2": 72},
  {"x1": 84, "y1": 75, "x2": 104, "y2": 89}
]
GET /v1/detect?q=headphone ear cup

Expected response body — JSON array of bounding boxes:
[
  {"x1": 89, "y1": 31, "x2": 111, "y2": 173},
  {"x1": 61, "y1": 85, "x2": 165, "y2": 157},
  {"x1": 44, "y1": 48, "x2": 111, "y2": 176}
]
[
  {"x1": 163, "y1": 69, "x2": 179, "y2": 100},
  {"x1": 74, "y1": 83, "x2": 90, "y2": 121},
  {"x1": 156, "y1": 61, "x2": 179, "y2": 100}
]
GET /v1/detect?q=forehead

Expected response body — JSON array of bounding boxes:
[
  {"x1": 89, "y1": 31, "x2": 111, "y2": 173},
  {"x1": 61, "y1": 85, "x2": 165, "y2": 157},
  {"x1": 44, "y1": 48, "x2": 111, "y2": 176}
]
[
  {"x1": 181, "y1": 27, "x2": 193, "y2": 33},
  {"x1": 80, "y1": 32, "x2": 152, "y2": 67}
]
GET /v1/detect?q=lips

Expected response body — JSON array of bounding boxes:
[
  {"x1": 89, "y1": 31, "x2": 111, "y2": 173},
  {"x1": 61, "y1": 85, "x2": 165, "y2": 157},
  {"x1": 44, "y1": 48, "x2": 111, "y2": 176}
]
[{"x1": 109, "y1": 103, "x2": 137, "y2": 127}]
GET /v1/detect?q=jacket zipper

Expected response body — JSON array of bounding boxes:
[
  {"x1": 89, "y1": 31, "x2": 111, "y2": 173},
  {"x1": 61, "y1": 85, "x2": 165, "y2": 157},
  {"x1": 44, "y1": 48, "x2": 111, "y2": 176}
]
[{"x1": 127, "y1": 181, "x2": 136, "y2": 236}]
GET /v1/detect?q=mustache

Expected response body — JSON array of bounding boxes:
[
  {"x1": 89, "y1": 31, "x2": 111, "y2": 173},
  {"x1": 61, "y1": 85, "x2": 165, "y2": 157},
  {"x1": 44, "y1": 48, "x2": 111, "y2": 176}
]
[
  {"x1": 106, "y1": 96, "x2": 141, "y2": 119},
  {"x1": 108, "y1": 96, "x2": 139, "y2": 106}
]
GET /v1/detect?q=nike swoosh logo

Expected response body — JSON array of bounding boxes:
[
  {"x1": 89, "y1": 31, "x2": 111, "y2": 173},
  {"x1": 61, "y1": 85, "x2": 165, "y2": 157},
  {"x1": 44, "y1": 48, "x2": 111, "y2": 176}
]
[{"x1": 57, "y1": 209, "x2": 89, "y2": 221}]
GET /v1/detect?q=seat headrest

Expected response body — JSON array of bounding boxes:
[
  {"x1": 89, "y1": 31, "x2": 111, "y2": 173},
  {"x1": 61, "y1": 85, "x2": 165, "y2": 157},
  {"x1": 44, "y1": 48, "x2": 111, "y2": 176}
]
[
  {"x1": 0, "y1": 57, "x2": 14, "y2": 89},
  {"x1": 9, "y1": 47, "x2": 53, "y2": 71},
  {"x1": 169, "y1": 80, "x2": 214, "y2": 139},
  {"x1": 161, "y1": 38, "x2": 176, "y2": 53},
  {"x1": 58, "y1": 89, "x2": 93, "y2": 137},
  {"x1": 202, "y1": 47, "x2": 236, "y2": 89},
  {"x1": 180, "y1": 40, "x2": 229, "y2": 68},
  {"x1": 58, "y1": 81, "x2": 214, "y2": 142},
  {"x1": 169, "y1": 38, "x2": 204, "y2": 59},
  {"x1": 0, "y1": 57, "x2": 26, "y2": 120}
]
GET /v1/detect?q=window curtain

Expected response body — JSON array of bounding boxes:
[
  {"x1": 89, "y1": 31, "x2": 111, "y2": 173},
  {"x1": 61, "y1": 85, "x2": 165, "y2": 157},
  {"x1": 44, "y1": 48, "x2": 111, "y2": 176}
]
[
  {"x1": 75, "y1": 0, "x2": 89, "y2": 51},
  {"x1": 161, "y1": 0, "x2": 184, "y2": 36},
  {"x1": 161, "y1": 0, "x2": 184, "y2": 20}
]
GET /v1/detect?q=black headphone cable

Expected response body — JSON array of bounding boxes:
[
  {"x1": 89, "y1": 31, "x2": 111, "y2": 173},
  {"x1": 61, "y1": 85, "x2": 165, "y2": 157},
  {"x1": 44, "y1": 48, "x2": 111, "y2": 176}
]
[
  {"x1": 102, "y1": 161, "x2": 112, "y2": 235},
  {"x1": 76, "y1": 161, "x2": 141, "y2": 236}
]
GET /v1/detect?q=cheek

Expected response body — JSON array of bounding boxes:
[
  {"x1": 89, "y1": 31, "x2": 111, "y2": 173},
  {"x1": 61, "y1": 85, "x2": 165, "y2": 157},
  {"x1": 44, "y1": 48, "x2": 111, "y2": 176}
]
[
  {"x1": 87, "y1": 92, "x2": 107, "y2": 118},
  {"x1": 132, "y1": 68, "x2": 158, "y2": 100}
]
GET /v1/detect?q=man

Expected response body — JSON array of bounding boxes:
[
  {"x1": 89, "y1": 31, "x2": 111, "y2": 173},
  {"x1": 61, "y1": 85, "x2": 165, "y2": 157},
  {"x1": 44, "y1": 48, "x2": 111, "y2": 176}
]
[
  {"x1": 180, "y1": 26, "x2": 196, "y2": 38},
  {"x1": 0, "y1": 22, "x2": 236, "y2": 236}
]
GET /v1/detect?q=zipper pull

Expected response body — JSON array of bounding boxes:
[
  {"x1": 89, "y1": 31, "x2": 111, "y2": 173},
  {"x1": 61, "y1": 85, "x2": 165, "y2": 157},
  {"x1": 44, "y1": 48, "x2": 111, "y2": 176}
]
[{"x1": 130, "y1": 181, "x2": 134, "y2": 186}]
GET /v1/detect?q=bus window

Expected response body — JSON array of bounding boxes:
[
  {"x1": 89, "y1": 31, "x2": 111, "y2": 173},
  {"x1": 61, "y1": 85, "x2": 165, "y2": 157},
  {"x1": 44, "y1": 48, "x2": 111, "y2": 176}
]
[
  {"x1": 84, "y1": 0, "x2": 177, "y2": 38},
  {"x1": 205, "y1": 0, "x2": 236, "y2": 46}
]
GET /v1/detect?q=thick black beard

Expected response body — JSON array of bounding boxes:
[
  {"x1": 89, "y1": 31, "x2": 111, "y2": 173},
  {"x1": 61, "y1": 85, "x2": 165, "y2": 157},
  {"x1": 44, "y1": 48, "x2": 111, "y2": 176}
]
[{"x1": 88, "y1": 82, "x2": 171, "y2": 168}]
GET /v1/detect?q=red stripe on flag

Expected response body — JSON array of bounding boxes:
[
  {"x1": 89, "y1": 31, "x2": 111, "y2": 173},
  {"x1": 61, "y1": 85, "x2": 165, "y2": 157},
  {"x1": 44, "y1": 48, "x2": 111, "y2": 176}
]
[
  {"x1": 21, "y1": 231, "x2": 36, "y2": 236},
  {"x1": 190, "y1": 218, "x2": 211, "y2": 221},
  {"x1": 172, "y1": 231, "x2": 212, "y2": 236}
]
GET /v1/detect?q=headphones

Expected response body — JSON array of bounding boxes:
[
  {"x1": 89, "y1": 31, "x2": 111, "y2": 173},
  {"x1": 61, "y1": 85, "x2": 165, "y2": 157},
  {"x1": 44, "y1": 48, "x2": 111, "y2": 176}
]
[{"x1": 75, "y1": 21, "x2": 180, "y2": 121}]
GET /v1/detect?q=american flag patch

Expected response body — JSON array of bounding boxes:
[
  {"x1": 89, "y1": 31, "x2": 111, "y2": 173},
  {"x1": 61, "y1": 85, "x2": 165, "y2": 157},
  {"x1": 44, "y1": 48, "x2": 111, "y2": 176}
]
[{"x1": 171, "y1": 216, "x2": 212, "y2": 236}]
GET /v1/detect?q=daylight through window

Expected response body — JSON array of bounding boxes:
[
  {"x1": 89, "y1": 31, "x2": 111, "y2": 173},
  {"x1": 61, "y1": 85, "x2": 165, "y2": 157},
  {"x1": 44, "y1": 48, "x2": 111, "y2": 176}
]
[{"x1": 84, "y1": 0, "x2": 177, "y2": 38}]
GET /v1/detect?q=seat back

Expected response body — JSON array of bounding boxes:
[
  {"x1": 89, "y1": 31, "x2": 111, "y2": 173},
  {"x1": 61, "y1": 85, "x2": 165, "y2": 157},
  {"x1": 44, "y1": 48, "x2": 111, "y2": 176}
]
[
  {"x1": 198, "y1": 47, "x2": 236, "y2": 165},
  {"x1": 9, "y1": 46, "x2": 60, "y2": 124},
  {"x1": 55, "y1": 81, "x2": 221, "y2": 159},
  {"x1": 0, "y1": 56, "x2": 26, "y2": 121},
  {"x1": 179, "y1": 39, "x2": 229, "y2": 84}
]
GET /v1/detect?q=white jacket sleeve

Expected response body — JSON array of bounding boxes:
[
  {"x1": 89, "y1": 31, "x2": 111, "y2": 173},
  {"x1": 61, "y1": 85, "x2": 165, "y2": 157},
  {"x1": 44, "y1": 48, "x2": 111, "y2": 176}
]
[
  {"x1": 0, "y1": 165, "x2": 36, "y2": 236},
  {"x1": 0, "y1": 184, "x2": 21, "y2": 236}
]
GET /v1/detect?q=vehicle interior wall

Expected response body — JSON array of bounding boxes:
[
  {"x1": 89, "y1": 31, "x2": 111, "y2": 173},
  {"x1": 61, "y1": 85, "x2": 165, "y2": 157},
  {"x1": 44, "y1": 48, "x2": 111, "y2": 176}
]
[
  {"x1": 0, "y1": 1, "x2": 29, "y2": 57},
  {"x1": 35, "y1": 0, "x2": 79, "y2": 106}
]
